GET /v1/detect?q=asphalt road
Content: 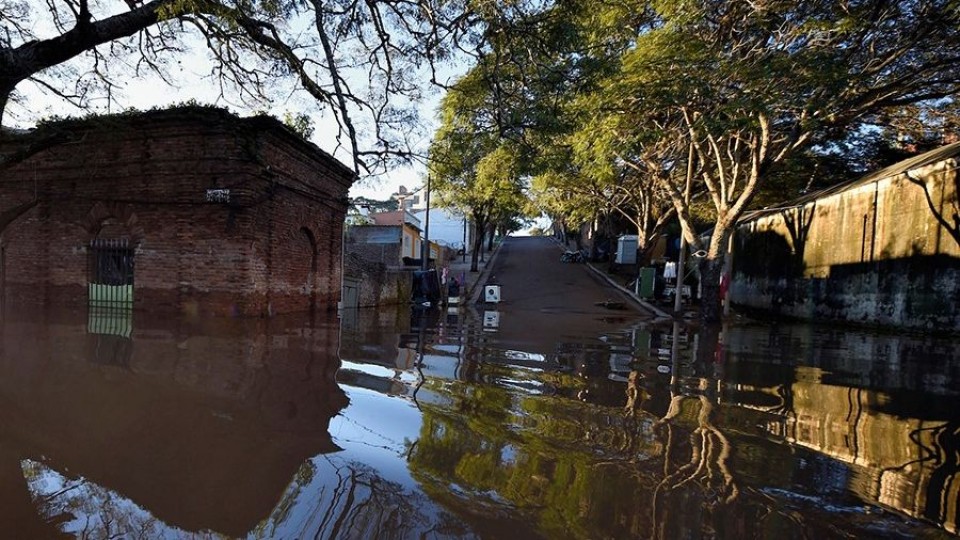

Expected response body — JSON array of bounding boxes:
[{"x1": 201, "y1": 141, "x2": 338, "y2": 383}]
[{"x1": 475, "y1": 236, "x2": 650, "y2": 351}]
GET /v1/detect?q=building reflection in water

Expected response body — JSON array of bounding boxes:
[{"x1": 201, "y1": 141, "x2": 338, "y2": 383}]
[
  {"x1": 358, "y1": 311, "x2": 960, "y2": 538},
  {"x1": 0, "y1": 305, "x2": 347, "y2": 538},
  {"x1": 2, "y1": 301, "x2": 958, "y2": 538},
  {"x1": 722, "y1": 324, "x2": 960, "y2": 535}
]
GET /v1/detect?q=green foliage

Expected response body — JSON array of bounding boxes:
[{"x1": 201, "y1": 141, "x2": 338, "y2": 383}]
[
  {"x1": 433, "y1": 0, "x2": 960, "y2": 320},
  {"x1": 350, "y1": 196, "x2": 397, "y2": 213},
  {"x1": 429, "y1": 65, "x2": 535, "y2": 247},
  {"x1": 282, "y1": 111, "x2": 315, "y2": 140},
  {"x1": 406, "y1": 372, "x2": 676, "y2": 539}
]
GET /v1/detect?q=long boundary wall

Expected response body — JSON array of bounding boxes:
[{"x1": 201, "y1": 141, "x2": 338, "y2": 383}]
[{"x1": 731, "y1": 148, "x2": 960, "y2": 331}]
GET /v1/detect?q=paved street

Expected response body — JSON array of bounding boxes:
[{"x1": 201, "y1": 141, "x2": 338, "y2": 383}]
[{"x1": 471, "y1": 236, "x2": 651, "y2": 351}]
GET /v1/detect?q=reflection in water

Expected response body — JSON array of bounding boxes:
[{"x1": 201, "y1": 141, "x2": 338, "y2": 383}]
[
  {"x1": 2, "y1": 304, "x2": 959, "y2": 538},
  {"x1": 344, "y1": 311, "x2": 958, "y2": 538},
  {"x1": 0, "y1": 306, "x2": 347, "y2": 538},
  {"x1": 24, "y1": 460, "x2": 193, "y2": 537},
  {"x1": 722, "y1": 325, "x2": 960, "y2": 536}
]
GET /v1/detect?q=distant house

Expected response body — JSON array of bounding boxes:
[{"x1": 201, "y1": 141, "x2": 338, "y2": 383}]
[
  {"x1": 731, "y1": 142, "x2": 960, "y2": 330},
  {"x1": 343, "y1": 207, "x2": 461, "y2": 307},
  {"x1": 0, "y1": 107, "x2": 355, "y2": 316},
  {"x1": 411, "y1": 207, "x2": 474, "y2": 255},
  {"x1": 370, "y1": 210, "x2": 424, "y2": 261},
  {"x1": 390, "y1": 185, "x2": 473, "y2": 256}
]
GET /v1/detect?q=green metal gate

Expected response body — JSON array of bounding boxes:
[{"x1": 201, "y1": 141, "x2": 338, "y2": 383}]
[{"x1": 88, "y1": 238, "x2": 134, "y2": 309}]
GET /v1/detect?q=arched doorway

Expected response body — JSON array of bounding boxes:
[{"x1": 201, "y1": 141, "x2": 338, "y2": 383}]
[{"x1": 87, "y1": 217, "x2": 137, "y2": 345}]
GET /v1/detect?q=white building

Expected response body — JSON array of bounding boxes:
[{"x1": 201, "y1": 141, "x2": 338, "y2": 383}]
[
  {"x1": 412, "y1": 207, "x2": 473, "y2": 254},
  {"x1": 393, "y1": 184, "x2": 474, "y2": 254}
]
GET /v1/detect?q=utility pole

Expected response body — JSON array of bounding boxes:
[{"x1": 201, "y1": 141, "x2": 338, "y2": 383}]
[
  {"x1": 674, "y1": 143, "x2": 695, "y2": 314},
  {"x1": 421, "y1": 175, "x2": 432, "y2": 271}
]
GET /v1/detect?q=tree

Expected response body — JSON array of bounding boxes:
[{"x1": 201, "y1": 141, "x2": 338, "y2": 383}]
[
  {"x1": 1, "y1": 0, "x2": 469, "y2": 175},
  {"x1": 429, "y1": 0, "x2": 619, "y2": 260},
  {"x1": 562, "y1": 103, "x2": 684, "y2": 257},
  {"x1": 431, "y1": 132, "x2": 527, "y2": 271},
  {"x1": 568, "y1": 0, "x2": 960, "y2": 322}
]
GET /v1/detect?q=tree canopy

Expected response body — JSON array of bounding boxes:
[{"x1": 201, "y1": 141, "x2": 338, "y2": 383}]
[
  {"x1": 429, "y1": 70, "x2": 532, "y2": 270},
  {"x1": 431, "y1": 0, "x2": 960, "y2": 321},
  {"x1": 0, "y1": 0, "x2": 475, "y2": 175}
]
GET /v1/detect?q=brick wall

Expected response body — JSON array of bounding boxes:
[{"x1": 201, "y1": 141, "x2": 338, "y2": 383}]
[
  {"x1": 342, "y1": 250, "x2": 413, "y2": 307},
  {"x1": 343, "y1": 224, "x2": 418, "y2": 306},
  {"x1": 0, "y1": 108, "x2": 354, "y2": 316}
]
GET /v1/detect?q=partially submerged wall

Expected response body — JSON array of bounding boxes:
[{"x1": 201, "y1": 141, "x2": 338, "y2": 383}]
[
  {"x1": 342, "y1": 250, "x2": 413, "y2": 308},
  {"x1": 732, "y1": 148, "x2": 960, "y2": 331},
  {"x1": 0, "y1": 108, "x2": 354, "y2": 316}
]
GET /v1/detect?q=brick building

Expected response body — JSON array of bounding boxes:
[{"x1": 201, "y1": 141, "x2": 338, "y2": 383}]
[{"x1": 0, "y1": 107, "x2": 355, "y2": 316}]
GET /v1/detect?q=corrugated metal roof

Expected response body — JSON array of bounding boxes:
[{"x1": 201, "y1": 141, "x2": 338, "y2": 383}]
[{"x1": 740, "y1": 141, "x2": 960, "y2": 223}]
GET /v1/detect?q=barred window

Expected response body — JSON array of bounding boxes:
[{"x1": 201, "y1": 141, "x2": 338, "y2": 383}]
[{"x1": 90, "y1": 240, "x2": 134, "y2": 286}]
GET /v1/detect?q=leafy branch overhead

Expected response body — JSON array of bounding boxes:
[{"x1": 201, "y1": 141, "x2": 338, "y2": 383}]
[{"x1": 0, "y1": 0, "x2": 476, "y2": 175}]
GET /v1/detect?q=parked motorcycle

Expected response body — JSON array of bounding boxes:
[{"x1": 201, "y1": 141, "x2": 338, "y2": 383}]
[{"x1": 560, "y1": 250, "x2": 585, "y2": 263}]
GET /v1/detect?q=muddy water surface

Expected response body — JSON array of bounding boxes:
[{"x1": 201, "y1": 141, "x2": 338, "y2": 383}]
[{"x1": 1, "y1": 304, "x2": 957, "y2": 538}]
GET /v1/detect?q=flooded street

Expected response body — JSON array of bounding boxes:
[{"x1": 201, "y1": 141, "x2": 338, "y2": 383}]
[{"x1": 1, "y1": 303, "x2": 957, "y2": 538}]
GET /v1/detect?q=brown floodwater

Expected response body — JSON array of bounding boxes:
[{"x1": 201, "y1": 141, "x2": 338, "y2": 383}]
[{"x1": 1, "y1": 303, "x2": 958, "y2": 539}]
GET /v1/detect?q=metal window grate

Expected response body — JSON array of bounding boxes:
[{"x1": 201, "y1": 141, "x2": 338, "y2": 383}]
[{"x1": 88, "y1": 238, "x2": 134, "y2": 308}]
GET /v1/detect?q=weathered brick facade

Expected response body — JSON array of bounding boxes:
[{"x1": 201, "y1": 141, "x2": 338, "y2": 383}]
[{"x1": 0, "y1": 108, "x2": 355, "y2": 316}]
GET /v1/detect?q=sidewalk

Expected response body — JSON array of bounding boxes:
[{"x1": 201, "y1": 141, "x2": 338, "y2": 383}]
[
  {"x1": 441, "y1": 242, "x2": 503, "y2": 305},
  {"x1": 551, "y1": 238, "x2": 674, "y2": 321}
]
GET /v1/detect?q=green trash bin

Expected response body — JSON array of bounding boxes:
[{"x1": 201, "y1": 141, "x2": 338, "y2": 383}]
[{"x1": 638, "y1": 267, "x2": 656, "y2": 299}]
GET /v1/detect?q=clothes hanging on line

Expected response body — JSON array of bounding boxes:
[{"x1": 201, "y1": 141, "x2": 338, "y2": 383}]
[{"x1": 663, "y1": 261, "x2": 677, "y2": 280}]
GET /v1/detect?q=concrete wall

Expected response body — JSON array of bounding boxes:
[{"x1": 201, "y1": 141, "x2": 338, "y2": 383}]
[
  {"x1": 731, "y1": 150, "x2": 960, "y2": 330},
  {"x1": 0, "y1": 108, "x2": 354, "y2": 316},
  {"x1": 342, "y1": 250, "x2": 413, "y2": 308},
  {"x1": 343, "y1": 225, "x2": 415, "y2": 307}
]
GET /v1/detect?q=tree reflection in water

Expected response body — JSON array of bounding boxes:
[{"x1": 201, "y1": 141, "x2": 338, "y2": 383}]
[
  {"x1": 4, "y1": 305, "x2": 960, "y2": 538},
  {"x1": 657, "y1": 324, "x2": 738, "y2": 510},
  {"x1": 393, "y1": 314, "x2": 958, "y2": 538}
]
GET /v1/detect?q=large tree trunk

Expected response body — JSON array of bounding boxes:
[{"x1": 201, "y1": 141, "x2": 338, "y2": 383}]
[
  {"x1": 698, "y1": 227, "x2": 733, "y2": 323},
  {"x1": 470, "y1": 213, "x2": 488, "y2": 272},
  {"x1": 698, "y1": 257, "x2": 724, "y2": 323},
  {"x1": 470, "y1": 236, "x2": 482, "y2": 272}
]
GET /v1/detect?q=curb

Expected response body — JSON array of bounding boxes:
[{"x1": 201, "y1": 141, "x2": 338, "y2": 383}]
[
  {"x1": 552, "y1": 237, "x2": 672, "y2": 320},
  {"x1": 582, "y1": 262, "x2": 673, "y2": 321},
  {"x1": 467, "y1": 242, "x2": 503, "y2": 305},
  {"x1": 467, "y1": 240, "x2": 505, "y2": 305}
]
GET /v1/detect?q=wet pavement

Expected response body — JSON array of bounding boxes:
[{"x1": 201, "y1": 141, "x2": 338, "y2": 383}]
[{"x1": 0, "y1": 237, "x2": 958, "y2": 538}]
